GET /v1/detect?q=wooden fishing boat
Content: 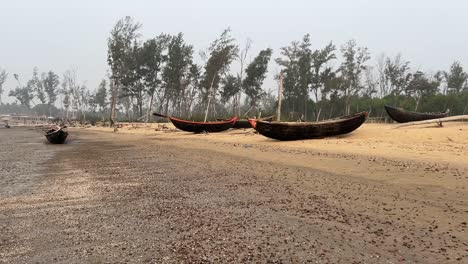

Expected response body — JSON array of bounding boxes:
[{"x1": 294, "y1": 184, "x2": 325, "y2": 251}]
[
  {"x1": 252, "y1": 111, "x2": 368, "y2": 141},
  {"x1": 248, "y1": 118, "x2": 258, "y2": 129},
  {"x1": 218, "y1": 116, "x2": 275, "y2": 129},
  {"x1": 384, "y1": 105, "x2": 449, "y2": 123},
  {"x1": 233, "y1": 120, "x2": 251, "y2": 128},
  {"x1": 45, "y1": 126, "x2": 68, "y2": 144},
  {"x1": 153, "y1": 113, "x2": 237, "y2": 133}
]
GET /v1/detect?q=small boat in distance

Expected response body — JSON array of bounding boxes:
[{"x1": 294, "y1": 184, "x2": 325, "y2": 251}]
[
  {"x1": 45, "y1": 126, "x2": 68, "y2": 144},
  {"x1": 384, "y1": 105, "x2": 449, "y2": 123},
  {"x1": 153, "y1": 113, "x2": 237, "y2": 133},
  {"x1": 252, "y1": 112, "x2": 368, "y2": 141}
]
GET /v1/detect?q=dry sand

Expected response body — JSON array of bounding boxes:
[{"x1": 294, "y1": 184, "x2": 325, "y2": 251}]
[{"x1": 0, "y1": 123, "x2": 467, "y2": 263}]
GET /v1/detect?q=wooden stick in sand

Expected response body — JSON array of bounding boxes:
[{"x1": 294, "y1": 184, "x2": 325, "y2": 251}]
[{"x1": 392, "y1": 115, "x2": 468, "y2": 129}]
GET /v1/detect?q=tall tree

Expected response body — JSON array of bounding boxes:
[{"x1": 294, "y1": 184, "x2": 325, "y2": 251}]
[
  {"x1": 443, "y1": 61, "x2": 468, "y2": 94},
  {"x1": 363, "y1": 67, "x2": 378, "y2": 98},
  {"x1": 339, "y1": 39, "x2": 370, "y2": 114},
  {"x1": 61, "y1": 80, "x2": 71, "y2": 119},
  {"x1": 29, "y1": 67, "x2": 46, "y2": 105},
  {"x1": 322, "y1": 73, "x2": 347, "y2": 117},
  {"x1": 95, "y1": 79, "x2": 108, "y2": 120},
  {"x1": 120, "y1": 41, "x2": 146, "y2": 119},
  {"x1": 201, "y1": 28, "x2": 239, "y2": 121},
  {"x1": 310, "y1": 42, "x2": 336, "y2": 120},
  {"x1": 42, "y1": 71, "x2": 60, "y2": 114},
  {"x1": 234, "y1": 38, "x2": 252, "y2": 115},
  {"x1": 0, "y1": 68, "x2": 7, "y2": 105},
  {"x1": 276, "y1": 38, "x2": 302, "y2": 119},
  {"x1": 220, "y1": 74, "x2": 241, "y2": 105},
  {"x1": 161, "y1": 33, "x2": 193, "y2": 116},
  {"x1": 296, "y1": 35, "x2": 313, "y2": 120},
  {"x1": 9, "y1": 74, "x2": 34, "y2": 108},
  {"x1": 184, "y1": 63, "x2": 202, "y2": 117},
  {"x1": 405, "y1": 71, "x2": 439, "y2": 111},
  {"x1": 385, "y1": 54, "x2": 411, "y2": 103},
  {"x1": 139, "y1": 34, "x2": 171, "y2": 121},
  {"x1": 243, "y1": 48, "x2": 273, "y2": 113},
  {"x1": 63, "y1": 69, "x2": 85, "y2": 119},
  {"x1": 107, "y1": 16, "x2": 142, "y2": 125},
  {"x1": 376, "y1": 53, "x2": 388, "y2": 97}
]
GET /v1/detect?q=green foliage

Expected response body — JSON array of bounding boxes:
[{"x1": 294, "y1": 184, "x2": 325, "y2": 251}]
[
  {"x1": 406, "y1": 71, "x2": 439, "y2": 97},
  {"x1": 310, "y1": 42, "x2": 336, "y2": 119},
  {"x1": 384, "y1": 54, "x2": 411, "y2": 99},
  {"x1": 339, "y1": 39, "x2": 371, "y2": 114},
  {"x1": 276, "y1": 35, "x2": 310, "y2": 116},
  {"x1": 5, "y1": 18, "x2": 468, "y2": 123},
  {"x1": 95, "y1": 79, "x2": 107, "y2": 110},
  {"x1": 29, "y1": 68, "x2": 46, "y2": 104},
  {"x1": 201, "y1": 28, "x2": 239, "y2": 102},
  {"x1": 140, "y1": 34, "x2": 171, "y2": 97},
  {"x1": 443, "y1": 61, "x2": 468, "y2": 93},
  {"x1": 42, "y1": 71, "x2": 60, "y2": 105},
  {"x1": 107, "y1": 16, "x2": 142, "y2": 122},
  {"x1": 220, "y1": 74, "x2": 240, "y2": 104},
  {"x1": 107, "y1": 16, "x2": 142, "y2": 85},
  {"x1": 162, "y1": 33, "x2": 194, "y2": 114},
  {"x1": 9, "y1": 73, "x2": 34, "y2": 108},
  {"x1": 243, "y1": 48, "x2": 272, "y2": 108}
]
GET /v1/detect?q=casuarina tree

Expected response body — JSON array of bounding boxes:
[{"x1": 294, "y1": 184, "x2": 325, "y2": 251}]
[
  {"x1": 243, "y1": 48, "x2": 273, "y2": 114},
  {"x1": 339, "y1": 39, "x2": 370, "y2": 115},
  {"x1": 107, "y1": 16, "x2": 141, "y2": 125},
  {"x1": 42, "y1": 71, "x2": 60, "y2": 115},
  {"x1": 201, "y1": 28, "x2": 238, "y2": 121}
]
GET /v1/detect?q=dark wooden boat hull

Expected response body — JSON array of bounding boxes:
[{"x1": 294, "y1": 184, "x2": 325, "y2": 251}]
[
  {"x1": 167, "y1": 116, "x2": 238, "y2": 133},
  {"x1": 254, "y1": 112, "x2": 368, "y2": 141},
  {"x1": 384, "y1": 105, "x2": 449, "y2": 123},
  {"x1": 233, "y1": 120, "x2": 251, "y2": 129},
  {"x1": 45, "y1": 129, "x2": 68, "y2": 144},
  {"x1": 218, "y1": 116, "x2": 274, "y2": 129}
]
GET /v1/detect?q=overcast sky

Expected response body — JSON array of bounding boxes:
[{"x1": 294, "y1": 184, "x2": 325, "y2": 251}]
[{"x1": 1, "y1": 0, "x2": 467, "y2": 103}]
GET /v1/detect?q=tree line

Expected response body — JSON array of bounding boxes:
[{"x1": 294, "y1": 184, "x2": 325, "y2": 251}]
[{"x1": 1, "y1": 16, "x2": 467, "y2": 123}]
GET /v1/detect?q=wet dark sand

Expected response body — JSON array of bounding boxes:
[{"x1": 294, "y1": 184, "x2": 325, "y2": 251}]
[{"x1": 0, "y1": 128, "x2": 467, "y2": 263}]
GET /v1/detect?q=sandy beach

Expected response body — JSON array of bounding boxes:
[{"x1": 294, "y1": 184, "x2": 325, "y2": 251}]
[{"x1": 1, "y1": 123, "x2": 467, "y2": 263}]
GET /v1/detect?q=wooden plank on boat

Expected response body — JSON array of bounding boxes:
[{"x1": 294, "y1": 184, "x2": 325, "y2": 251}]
[{"x1": 392, "y1": 115, "x2": 468, "y2": 129}]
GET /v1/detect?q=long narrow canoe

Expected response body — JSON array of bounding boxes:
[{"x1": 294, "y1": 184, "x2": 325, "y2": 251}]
[
  {"x1": 153, "y1": 113, "x2": 237, "y2": 133},
  {"x1": 252, "y1": 112, "x2": 368, "y2": 141},
  {"x1": 45, "y1": 126, "x2": 68, "y2": 144},
  {"x1": 384, "y1": 105, "x2": 449, "y2": 123}
]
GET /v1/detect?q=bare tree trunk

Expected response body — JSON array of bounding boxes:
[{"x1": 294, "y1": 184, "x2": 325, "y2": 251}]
[
  {"x1": 110, "y1": 93, "x2": 116, "y2": 126},
  {"x1": 204, "y1": 75, "x2": 217, "y2": 122},
  {"x1": 414, "y1": 96, "x2": 421, "y2": 112},
  {"x1": 147, "y1": 92, "x2": 155, "y2": 122},
  {"x1": 314, "y1": 88, "x2": 320, "y2": 121},
  {"x1": 237, "y1": 39, "x2": 251, "y2": 117},
  {"x1": 304, "y1": 93, "x2": 307, "y2": 121},
  {"x1": 276, "y1": 71, "x2": 283, "y2": 121},
  {"x1": 316, "y1": 108, "x2": 322, "y2": 121}
]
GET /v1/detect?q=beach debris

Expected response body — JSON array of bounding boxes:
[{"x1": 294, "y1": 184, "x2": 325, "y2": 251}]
[{"x1": 155, "y1": 123, "x2": 170, "y2": 131}]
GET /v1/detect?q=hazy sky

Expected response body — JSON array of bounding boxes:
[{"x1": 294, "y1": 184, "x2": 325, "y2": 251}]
[{"x1": 1, "y1": 0, "x2": 467, "y2": 103}]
